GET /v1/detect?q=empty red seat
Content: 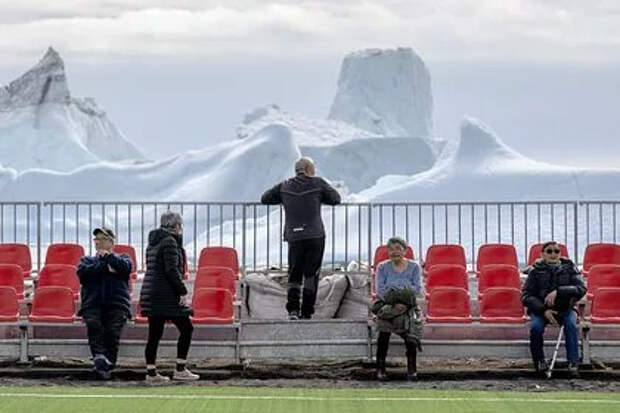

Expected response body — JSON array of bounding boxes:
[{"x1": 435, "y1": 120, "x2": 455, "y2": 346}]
[
  {"x1": 426, "y1": 287, "x2": 472, "y2": 323},
  {"x1": 479, "y1": 287, "x2": 526, "y2": 323},
  {"x1": 0, "y1": 243, "x2": 32, "y2": 278},
  {"x1": 586, "y1": 264, "x2": 620, "y2": 300},
  {"x1": 424, "y1": 244, "x2": 466, "y2": 272},
  {"x1": 0, "y1": 264, "x2": 25, "y2": 299},
  {"x1": 113, "y1": 244, "x2": 138, "y2": 280},
  {"x1": 37, "y1": 264, "x2": 80, "y2": 297},
  {"x1": 425, "y1": 264, "x2": 468, "y2": 299},
  {"x1": 191, "y1": 287, "x2": 234, "y2": 324},
  {"x1": 590, "y1": 287, "x2": 620, "y2": 324},
  {"x1": 0, "y1": 286, "x2": 19, "y2": 322},
  {"x1": 198, "y1": 247, "x2": 240, "y2": 278},
  {"x1": 44, "y1": 244, "x2": 85, "y2": 266},
  {"x1": 583, "y1": 243, "x2": 620, "y2": 276},
  {"x1": 478, "y1": 264, "x2": 521, "y2": 298},
  {"x1": 476, "y1": 244, "x2": 518, "y2": 274},
  {"x1": 29, "y1": 286, "x2": 75, "y2": 323},
  {"x1": 527, "y1": 243, "x2": 569, "y2": 266},
  {"x1": 371, "y1": 245, "x2": 415, "y2": 298},
  {"x1": 195, "y1": 266, "x2": 236, "y2": 298}
]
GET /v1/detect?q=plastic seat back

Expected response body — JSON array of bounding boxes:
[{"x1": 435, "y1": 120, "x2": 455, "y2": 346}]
[
  {"x1": 191, "y1": 287, "x2": 234, "y2": 324},
  {"x1": 479, "y1": 287, "x2": 526, "y2": 323},
  {"x1": 195, "y1": 266, "x2": 236, "y2": 298},
  {"x1": 38, "y1": 264, "x2": 80, "y2": 297},
  {"x1": 113, "y1": 244, "x2": 138, "y2": 279},
  {"x1": 45, "y1": 244, "x2": 85, "y2": 266},
  {"x1": 425, "y1": 264, "x2": 468, "y2": 298},
  {"x1": 0, "y1": 264, "x2": 25, "y2": 299},
  {"x1": 591, "y1": 287, "x2": 620, "y2": 324},
  {"x1": 0, "y1": 286, "x2": 19, "y2": 322},
  {"x1": 0, "y1": 243, "x2": 32, "y2": 278},
  {"x1": 476, "y1": 244, "x2": 518, "y2": 273},
  {"x1": 373, "y1": 245, "x2": 414, "y2": 269},
  {"x1": 29, "y1": 286, "x2": 75, "y2": 323},
  {"x1": 424, "y1": 244, "x2": 466, "y2": 272},
  {"x1": 583, "y1": 243, "x2": 620, "y2": 275},
  {"x1": 478, "y1": 264, "x2": 521, "y2": 298},
  {"x1": 426, "y1": 287, "x2": 472, "y2": 323},
  {"x1": 586, "y1": 264, "x2": 620, "y2": 300},
  {"x1": 527, "y1": 243, "x2": 569, "y2": 266},
  {"x1": 198, "y1": 247, "x2": 239, "y2": 278}
]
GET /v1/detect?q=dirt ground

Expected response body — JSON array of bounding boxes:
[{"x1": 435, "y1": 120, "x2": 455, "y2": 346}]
[{"x1": 0, "y1": 358, "x2": 618, "y2": 392}]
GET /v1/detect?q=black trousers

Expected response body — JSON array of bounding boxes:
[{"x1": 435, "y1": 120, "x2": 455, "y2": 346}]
[
  {"x1": 145, "y1": 316, "x2": 194, "y2": 365},
  {"x1": 286, "y1": 237, "x2": 325, "y2": 317},
  {"x1": 83, "y1": 307, "x2": 128, "y2": 366},
  {"x1": 376, "y1": 331, "x2": 417, "y2": 367}
]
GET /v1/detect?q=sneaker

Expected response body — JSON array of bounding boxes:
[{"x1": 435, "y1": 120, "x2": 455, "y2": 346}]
[
  {"x1": 534, "y1": 360, "x2": 547, "y2": 374},
  {"x1": 172, "y1": 368, "x2": 200, "y2": 381},
  {"x1": 93, "y1": 354, "x2": 112, "y2": 372},
  {"x1": 288, "y1": 311, "x2": 299, "y2": 320},
  {"x1": 92, "y1": 367, "x2": 112, "y2": 381},
  {"x1": 568, "y1": 363, "x2": 580, "y2": 378},
  {"x1": 145, "y1": 372, "x2": 170, "y2": 383},
  {"x1": 300, "y1": 314, "x2": 312, "y2": 320}
]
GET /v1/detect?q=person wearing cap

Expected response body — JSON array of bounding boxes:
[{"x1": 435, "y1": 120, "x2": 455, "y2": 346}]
[
  {"x1": 261, "y1": 157, "x2": 341, "y2": 320},
  {"x1": 77, "y1": 227, "x2": 132, "y2": 380}
]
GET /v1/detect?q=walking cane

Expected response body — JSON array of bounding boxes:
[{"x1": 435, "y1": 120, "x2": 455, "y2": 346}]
[{"x1": 546, "y1": 325, "x2": 564, "y2": 379}]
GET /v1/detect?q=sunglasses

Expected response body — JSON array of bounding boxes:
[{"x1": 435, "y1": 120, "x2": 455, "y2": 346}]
[{"x1": 544, "y1": 248, "x2": 561, "y2": 254}]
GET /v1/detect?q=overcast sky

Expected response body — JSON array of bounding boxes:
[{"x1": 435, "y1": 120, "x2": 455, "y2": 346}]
[{"x1": 1, "y1": 1, "x2": 619, "y2": 167}]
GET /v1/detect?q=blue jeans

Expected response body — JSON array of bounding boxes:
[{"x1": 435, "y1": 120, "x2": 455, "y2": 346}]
[{"x1": 529, "y1": 310, "x2": 579, "y2": 364}]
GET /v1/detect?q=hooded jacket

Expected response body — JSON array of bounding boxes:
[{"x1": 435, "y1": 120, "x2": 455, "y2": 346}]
[
  {"x1": 261, "y1": 174, "x2": 341, "y2": 242},
  {"x1": 521, "y1": 257, "x2": 586, "y2": 316},
  {"x1": 139, "y1": 227, "x2": 192, "y2": 318},
  {"x1": 77, "y1": 252, "x2": 132, "y2": 318}
]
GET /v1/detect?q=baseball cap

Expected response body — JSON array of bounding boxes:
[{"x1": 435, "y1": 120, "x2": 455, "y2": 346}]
[{"x1": 93, "y1": 227, "x2": 116, "y2": 240}]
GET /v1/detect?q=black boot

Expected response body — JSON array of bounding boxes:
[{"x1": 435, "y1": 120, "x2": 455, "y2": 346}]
[
  {"x1": 376, "y1": 332, "x2": 390, "y2": 381},
  {"x1": 376, "y1": 358, "x2": 387, "y2": 381},
  {"x1": 406, "y1": 341, "x2": 417, "y2": 381}
]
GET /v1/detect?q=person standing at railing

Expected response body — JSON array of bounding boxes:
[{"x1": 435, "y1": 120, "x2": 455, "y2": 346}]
[
  {"x1": 139, "y1": 211, "x2": 199, "y2": 382},
  {"x1": 371, "y1": 237, "x2": 423, "y2": 381},
  {"x1": 261, "y1": 157, "x2": 341, "y2": 320},
  {"x1": 522, "y1": 241, "x2": 586, "y2": 378},
  {"x1": 77, "y1": 227, "x2": 132, "y2": 380}
]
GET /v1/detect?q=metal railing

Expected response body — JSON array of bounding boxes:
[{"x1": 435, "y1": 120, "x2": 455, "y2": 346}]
[{"x1": 1, "y1": 201, "x2": 618, "y2": 273}]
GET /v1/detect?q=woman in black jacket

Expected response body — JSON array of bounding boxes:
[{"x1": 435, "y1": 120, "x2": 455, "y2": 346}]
[{"x1": 139, "y1": 211, "x2": 198, "y2": 382}]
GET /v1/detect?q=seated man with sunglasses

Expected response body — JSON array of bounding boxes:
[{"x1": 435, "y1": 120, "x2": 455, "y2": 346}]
[{"x1": 522, "y1": 241, "x2": 586, "y2": 377}]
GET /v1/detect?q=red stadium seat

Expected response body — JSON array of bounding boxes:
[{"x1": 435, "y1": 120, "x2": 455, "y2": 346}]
[
  {"x1": 29, "y1": 286, "x2": 75, "y2": 323},
  {"x1": 479, "y1": 287, "x2": 526, "y2": 323},
  {"x1": 426, "y1": 287, "x2": 472, "y2": 323},
  {"x1": 527, "y1": 243, "x2": 569, "y2": 266},
  {"x1": 0, "y1": 286, "x2": 19, "y2": 322},
  {"x1": 586, "y1": 264, "x2": 620, "y2": 300},
  {"x1": 425, "y1": 264, "x2": 468, "y2": 299},
  {"x1": 583, "y1": 243, "x2": 620, "y2": 276},
  {"x1": 478, "y1": 264, "x2": 521, "y2": 299},
  {"x1": 191, "y1": 288, "x2": 234, "y2": 325},
  {"x1": 0, "y1": 243, "x2": 32, "y2": 278},
  {"x1": 424, "y1": 244, "x2": 466, "y2": 272},
  {"x1": 44, "y1": 243, "x2": 85, "y2": 266},
  {"x1": 133, "y1": 303, "x2": 148, "y2": 324},
  {"x1": 195, "y1": 266, "x2": 236, "y2": 298},
  {"x1": 371, "y1": 245, "x2": 415, "y2": 298},
  {"x1": 37, "y1": 264, "x2": 80, "y2": 297},
  {"x1": 0, "y1": 264, "x2": 25, "y2": 299},
  {"x1": 590, "y1": 287, "x2": 620, "y2": 324},
  {"x1": 113, "y1": 244, "x2": 138, "y2": 280},
  {"x1": 198, "y1": 247, "x2": 240, "y2": 278},
  {"x1": 476, "y1": 244, "x2": 518, "y2": 274}
]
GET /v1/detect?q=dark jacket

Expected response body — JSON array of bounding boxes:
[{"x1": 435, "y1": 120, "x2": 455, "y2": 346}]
[
  {"x1": 261, "y1": 173, "x2": 341, "y2": 242},
  {"x1": 77, "y1": 252, "x2": 132, "y2": 318},
  {"x1": 139, "y1": 228, "x2": 192, "y2": 318},
  {"x1": 521, "y1": 258, "x2": 587, "y2": 316}
]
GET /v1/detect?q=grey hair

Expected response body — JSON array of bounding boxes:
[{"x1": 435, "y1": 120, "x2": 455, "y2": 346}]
[
  {"x1": 294, "y1": 157, "x2": 315, "y2": 174},
  {"x1": 386, "y1": 237, "x2": 407, "y2": 250},
  {"x1": 160, "y1": 210, "x2": 183, "y2": 229}
]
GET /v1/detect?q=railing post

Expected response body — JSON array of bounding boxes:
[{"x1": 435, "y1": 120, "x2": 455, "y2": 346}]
[
  {"x1": 36, "y1": 202, "x2": 41, "y2": 272},
  {"x1": 368, "y1": 204, "x2": 373, "y2": 274},
  {"x1": 573, "y1": 201, "x2": 579, "y2": 266}
]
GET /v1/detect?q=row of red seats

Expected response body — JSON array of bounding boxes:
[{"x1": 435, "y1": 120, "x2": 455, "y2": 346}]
[{"x1": 0, "y1": 285, "x2": 235, "y2": 325}]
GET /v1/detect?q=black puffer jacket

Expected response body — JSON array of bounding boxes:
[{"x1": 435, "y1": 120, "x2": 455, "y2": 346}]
[
  {"x1": 139, "y1": 228, "x2": 192, "y2": 318},
  {"x1": 261, "y1": 174, "x2": 341, "y2": 242},
  {"x1": 521, "y1": 258, "x2": 586, "y2": 316},
  {"x1": 77, "y1": 253, "x2": 132, "y2": 318}
]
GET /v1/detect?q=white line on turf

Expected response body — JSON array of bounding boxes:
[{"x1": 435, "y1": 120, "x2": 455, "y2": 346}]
[{"x1": 0, "y1": 393, "x2": 619, "y2": 403}]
